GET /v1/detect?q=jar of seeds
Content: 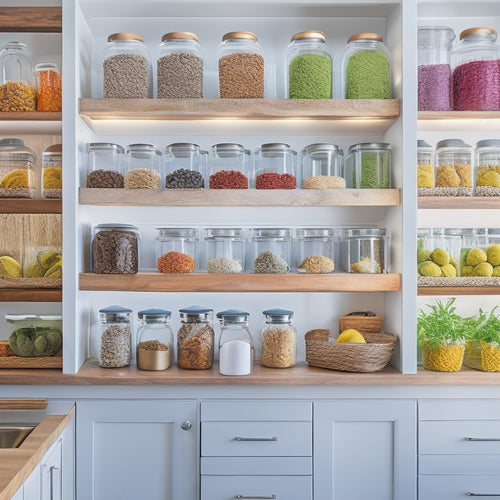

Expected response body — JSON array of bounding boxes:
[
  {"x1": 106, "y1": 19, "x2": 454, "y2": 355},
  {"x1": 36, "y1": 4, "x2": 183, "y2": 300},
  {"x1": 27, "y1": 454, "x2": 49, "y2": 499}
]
[
  {"x1": 177, "y1": 305, "x2": 214, "y2": 370},
  {"x1": 295, "y1": 228, "x2": 336, "y2": 273},
  {"x1": 124, "y1": 143, "x2": 162, "y2": 189},
  {"x1": 208, "y1": 143, "x2": 250, "y2": 189},
  {"x1": 217, "y1": 31, "x2": 264, "y2": 98},
  {"x1": 260, "y1": 308, "x2": 296, "y2": 368},
  {"x1": 435, "y1": 139, "x2": 472, "y2": 196},
  {"x1": 96, "y1": 305, "x2": 133, "y2": 368},
  {"x1": 41, "y1": 144, "x2": 62, "y2": 199},
  {"x1": 157, "y1": 32, "x2": 204, "y2": 98},
  {"x1": 345, "y1": 142, "x2": 392, "y2": 189},
  {"x1": 155, "y1": 227, "x2": 198, "y2": 273},
  {"x1": 301, "y1": 143, "x2": 345, "y2": 189},
  {"x1": 164, "y1": 143, "x2": 206, "y2": 189},
  {"x1": 102, "y1": 33, "x2": 152, "y2": 98},
  {"x1": 475, "y1": 139, "x2": 500, "y2": 196},
  {"x1": 254, "y1": 143, "x2": 297, "y2": 189},
  {"x1": 248, "y1": 228, "x2": 291, "y2": 274},
  {"x1": 204, "y1": 228, "x2": 245, "y2": 273},
  {"x1": 87, "y1": 143, "x2": 124, "y2": 188},
  {"x1": 0, "y1": 138, "x2": 36, "y2": 198}
]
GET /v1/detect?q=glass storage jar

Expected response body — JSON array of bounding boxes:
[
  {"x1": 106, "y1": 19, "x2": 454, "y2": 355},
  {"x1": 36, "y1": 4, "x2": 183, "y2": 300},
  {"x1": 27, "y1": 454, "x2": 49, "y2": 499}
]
[
  {"x1": 254, "y1": 143, "x2": 297, "y2": 189},
  {"x1": 157, "y1": 32, "x2": 204, "y2": 98},
  {"x1": 435, "y1": 139, "x2": 473, "y2": 196},
  {"x1": 34, "y1": 62, "x2": 62, "y2": 111},
  {"x1": 177, "y1": 305, "x2": 214, "y2": 369},
  {"x1": 0, "y1": 42, "x2": 36, "y2": 111},
  {"x1": 261, "y1": 308, "x2": 296, "y2": 368},
  {"x1": 417, "y1": 139, "x2": 435, "y2": 193},
  {"x1": 486, "y1": 229, "x2": 500, "y2": 276},
  {"x1": 204, "y1": 228, "x2": 245, "y2": 273},
  {"x1": 475, "y1": 139, "x2": 500, "y2": 197},
  {"x1": 301, "y1": 143, "x2": 345, "y2": 189},
  {"x1": 124, "y1": 143, "x2": 162, "y2": 189},
  {"x1": 208, "y1": 143, "x2": 250, "y2": 189},
  {"x1": 444, "y1": 228, "x2": 487, "y2": 277},
  {"x1": 42, "y1": 144, "x2": 62, "y2": 199},
  {"x1": 101, "y1": 33, "x2": 152, "y2": 98},
  {"x1": 452, "y1": 27, "x2": 500, "y2": 111},
  {"x1": 417, "y1": 228, "x2": 461, "y2": 278},
  {"x1": 341, "y1": 33, "x2": 391, "y2": 99},
  {"x1": 217, "y1": 309, "x2": 254, "y2": 376},
  {"x1": 92, "y1": 224, "x2": 139, "y2": 274},
  {"x1": 294, "y1": 228, "x2": 336, "y2": 273},
  {"x1": 155, "y1": 227, "x2": 198, "y2": 273},
  {"x1": 248, "y1": 228, "x2": 291, "y2": 274},
  {"x1": 418, "y1": 26, "x2": 455, "y2": 111},
  {"x1": 286, "y1": 30, "x2": 333, "y2": 99},
  {"x1": 136, "y1": 308, "x2": 173, "y2": 371},
  {"x1": 23, "y1": 244, "x2": 61, "y2": 279},
  {"x1": 217, "y1": 31, "x2": 264, "y2": 98},
  {"x1": 164, "y1": 143, "x2": 206, "y2": 189},
  {"x1": 0, "y1": 138, "x2": 36, "y2": 198},
  {"x1": 338, "y1": 228, "x2": 390, "y2": 273},
  {"x1": 345, "y1": 142, "x2": 392, "y2": 188},
  {"x1": 87, "y1": 143, "x2": 124, "y2": 188},
  {"x1": 96, "y1": 305, "x2": 133, "y2": 368}
]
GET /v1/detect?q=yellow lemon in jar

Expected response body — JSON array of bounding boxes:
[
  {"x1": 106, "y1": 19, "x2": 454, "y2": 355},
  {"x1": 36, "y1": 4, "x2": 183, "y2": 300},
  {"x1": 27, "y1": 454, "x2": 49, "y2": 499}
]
[{"x1": 336, "y1": 329, "x2": 366, "y2": 344}]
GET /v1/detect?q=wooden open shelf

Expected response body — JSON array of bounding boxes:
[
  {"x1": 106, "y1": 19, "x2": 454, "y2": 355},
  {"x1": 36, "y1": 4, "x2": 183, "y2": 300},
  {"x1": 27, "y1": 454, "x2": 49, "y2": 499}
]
[
  {"x1": 0, "y1": 288, "x2": 62, "y2": 302},
  {"x1": 418, "y1": 196, "x2": 500, "y2": 209},
  {"x1": 0, "y1": 112, "x2": 61, "y2": 121},
  {"x1": 418, "y1": 286, "x2": 500, "y2": 296},
  {"x1": 419, "y1": 111, "x2": 500, "y2": 120},
  {"x1": 79, "y1": 188, "x2": 401, "y2": 207},
  {"x1": 0, "y1": 199, "x2": 61, "y2": 214},
  {"x1": 80, "y1": 272, "x2": 401, "y2": 293},
  {"x1": 0, "y1": 7, "x2": 62, "y2": 33}
]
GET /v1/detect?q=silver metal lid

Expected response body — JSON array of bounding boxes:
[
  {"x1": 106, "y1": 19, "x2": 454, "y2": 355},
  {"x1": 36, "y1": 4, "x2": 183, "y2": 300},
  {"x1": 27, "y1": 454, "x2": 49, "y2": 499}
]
[
  {"x1": 126, "y1": 143, "x2": 161, "y2": 155},
  {"x1": 260, "y1": 143, "x2": 291, "y2": 152},
  {"x1": 476, "y1": 139, "x2": 500, "y2": 149},
  {"x1": 302, "y1": 143, "x2": 343, "y2": 155},
  {"x1": 205, "y1": 228, "x2": 244, "y2": 239},
  {"x1": 417, "y1": 140, "x2": 432, "y2": 148},
  {"x1": 95, "y1": 223, "x2": 139, "y2": 233},
  {"x1": 295, "y1": 228, "x2": 334, "y2": 239},
  {"x1": 435, "y1": 139, "x2": 470, "y2": 149},
  {"x1": 0, "y1": 138, "x2": 36, "y2": 163},
  {"x1": 166, "y1": 143, "x2": 200, "y2": 153},
  {"x1": 179, "y1": 305, "x2": 213, "y2": 322},
  {"x1": 87, "y1": 143, "x2": 124, "y2": 154},
  {"x1": 216, "y1": 309, "x2": 250, "y2": 324},
  {"x1": 250, "y1": 228, "x2": 291, "y2": 239},
  {"x1": 339, "y1": 228, "x2": 389, "y2": 238},
  {"x1": 138, "y1": 308, "x2": 171, "y2": 323},
  {"x1": 99, "y1": 305, "x2": 132, "y2": 323},
  {"x1": 212, "y1": 143, "x2": 245, "y2": 154},
  {"x1": 348, "y1": 143, "x2": 391, "y2": 154},
  {"x1": 155, "y1": 227, "x2": 197, "y2": 239},
  {"x1": 262, "y1": 308, "x2": 294, "y2": 323}
]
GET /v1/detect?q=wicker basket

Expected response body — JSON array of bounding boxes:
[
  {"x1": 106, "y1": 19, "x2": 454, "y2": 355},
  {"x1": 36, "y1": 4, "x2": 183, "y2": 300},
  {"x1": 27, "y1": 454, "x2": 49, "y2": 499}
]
[
  {"x1": 339, "y1": 315, "x2": 384, "y2": 334},
  {"x1": 305, "y1": 332, "x2": 397, "y2": 373}
]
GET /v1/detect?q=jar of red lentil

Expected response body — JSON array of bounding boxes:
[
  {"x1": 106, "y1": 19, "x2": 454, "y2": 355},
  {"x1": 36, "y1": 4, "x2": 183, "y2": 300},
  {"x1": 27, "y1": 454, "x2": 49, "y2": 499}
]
[
  {"x1": 254, "y1": 143, "x2": 297, "y2": 189},
  {"x1": 208, "y1": 143, "x2": 250, "y2": 189},
  {"x1": 155, "y1": 227, "x2": 198, "y2": 273}
]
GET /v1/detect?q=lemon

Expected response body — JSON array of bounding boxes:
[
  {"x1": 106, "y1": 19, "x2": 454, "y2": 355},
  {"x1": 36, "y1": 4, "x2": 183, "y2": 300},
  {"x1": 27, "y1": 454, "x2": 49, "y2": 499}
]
[{"x1": 336, "y1": 329, "x2": 366, "y2": 344}]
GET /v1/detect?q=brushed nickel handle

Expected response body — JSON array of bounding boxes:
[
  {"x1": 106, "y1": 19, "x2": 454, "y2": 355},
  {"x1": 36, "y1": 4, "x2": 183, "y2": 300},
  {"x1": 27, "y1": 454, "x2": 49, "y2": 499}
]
[
  {"x1": 234, "y1": 495, "x2": 276, "y2": 499},
  {"x1": 465, "y1": 437, "x2": 500, "y2": 441},
  {"x1": 49, "y1": 465, "x2": 60, "y2": 500},
  {"x1": 180, "y1": 420, "x2": 192, "y2": 431},
  {"x1": 466, "y1": 493, "x2": 500, "y2": 496},
  {"x1": 234, "y1": 436, "x2": 278, "y2": 442}
]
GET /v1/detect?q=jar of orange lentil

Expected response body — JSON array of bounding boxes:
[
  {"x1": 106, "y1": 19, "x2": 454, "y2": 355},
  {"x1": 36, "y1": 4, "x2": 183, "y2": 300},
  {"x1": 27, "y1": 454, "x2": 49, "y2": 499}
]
[
  {"x1": 34, "y1": 62, "x2": 62, "y2": 112},
  {"x1": 155, "y1": 227, "x2": 198, "y2": 273}
]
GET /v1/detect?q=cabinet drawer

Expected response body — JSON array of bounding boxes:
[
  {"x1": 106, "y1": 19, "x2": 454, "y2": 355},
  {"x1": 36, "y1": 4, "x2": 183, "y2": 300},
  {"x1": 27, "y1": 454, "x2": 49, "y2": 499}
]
[
  {"x1": 201, "y1": 457, "x2": 312, "y2": 476},
  {"x1": 201, "y1": 475, "x2": 312, "y2": 500},
  {"x1": 420, "y1": 455, "x2": 500, "y2": 475},
  {"x1": 201, "y1": 421, "x2": 311, "y2": 456},
  {"x1": 201, "y1": 401, "x2": 311, "y2": 421},
  {"x1": 419, "y1": 474, "x2": 500, "y2": 500}
]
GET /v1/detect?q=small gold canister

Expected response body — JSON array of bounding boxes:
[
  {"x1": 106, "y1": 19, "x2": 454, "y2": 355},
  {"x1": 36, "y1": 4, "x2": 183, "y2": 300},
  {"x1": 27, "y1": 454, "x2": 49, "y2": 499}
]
[{"x1": 136, "y1": 309, "x2": 173, "y2": 371}]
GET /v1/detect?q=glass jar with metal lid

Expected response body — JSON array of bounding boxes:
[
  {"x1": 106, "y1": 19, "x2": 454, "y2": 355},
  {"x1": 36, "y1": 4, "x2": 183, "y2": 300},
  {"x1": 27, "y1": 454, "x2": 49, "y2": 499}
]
[
  {"x1": 204, "y1": 228, "x2": 245, "y2": 273},
  {"x1": 254, "y1": 143, "x2": 297, "y2": 189},
  {"x1": 295, "y1": 228, "x2": 336, "y2": 273},
  {"x1": 96, "y1": 305, "x2": 133, "y2": 368},
  {"x1": 42, "y1": 144, "x2": 62, "y2": 199},
  {"x1": 217, "y1": 31, "x2": 264, "y2": 98},
  {"x1": 248, "y1": 228, "x2": 291, "y2": 274},
  {"x1": 345, "y1": 142, "x2": 391, "y2": 188},
  {"x1": 418, "y1": 26, "x2": 455, "y2": 111},
  {"x1": 475, "y1": 139, "x2": 500, "y2": 197},
  {"x1": 157, "y1": 32, "x2": 204, "y2": 98},
  {"x1": 286, "y1": 30, "x2": 333, "y2": 99},
  {"x1": 177, "y1": 305, "x2": 214, "y2": 369},
  {"x1": 301, "y1": 143, "x2": 345, "y2": 189},
  {"x1": 443, "y1": 228, "x2": 486, "y2": 277},
  {"x1": 217, "y1": 309, "x2": 254, "y2": 376},
  {"x1": 452, "y1": 27, "x2": 500, "y2": 111},
  {"x1": 136, "y1": 308, "x2": 173, "y2": 371},
  {"x1": 0, "y1": 138, "x2": 36, "y2": 198},
  {"x1": 164, "y1": 143, "x2": 206, "y2": 189},
  {"x1": 87, "y1": 143, "x2": 124, "y2": 188},
  {"x1": 338, "y1": 228, "x2": 390, "y2": 273},
  {"x1": 0, "y1": 42, "x2": 36, "y2": 111},
  {"x1": 341, "y1": 33, "x2": 391, "y2": 99},
  {"x1": 435, "y1": 139, "x2": 472, "y2": 196},
  {"x1": 260, "y1": 308, "x2": 296, "y2": 368},
  {"x1": 208, "y1": 143, "x2": 250, "y2": 189},
  {"x1": 155, "y1": 227, "x2": 198, "y2": 273},
  {"x1": 124, "y1": 143, "x2": 162, "y2": 189},
  {"x1": 417, "y1": 139, "x2": 435, "y2": 193},
  {"x1": 34, "y1": 62, "x2": 62, "y2": 111},
  {"x1": 101, "y1": 32, "x2": 152, "y2": 98}
]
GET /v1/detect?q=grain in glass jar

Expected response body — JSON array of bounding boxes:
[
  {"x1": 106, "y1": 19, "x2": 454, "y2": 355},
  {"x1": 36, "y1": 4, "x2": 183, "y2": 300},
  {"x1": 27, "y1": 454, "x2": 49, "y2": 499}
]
[
  {"x1": 435, "y1": 139, "x2": 472, "y2": 196},
  {"x1": 164, "y1": 143, "x2": 206, "y2": 189},
  {"x1": 345, "y1": 142, "x2": 391, "y2": 188},
  {"x1": 87, "y1": 143, "x2": 124, "y2": 188},
  {"x1": 301, "y1": 143, "x2": 345, "y2": 189},
  {"x1": 417, "y1": 139, "x2": 435, "y2": 194},
  {"x1": 208, "y1": 143, "x2": 250, "y2": 189},
  {"x1": 417, "y1": 228, "x2": 460, "y2": 278},
  {"x1": 475, "y1": 139, "x2": 500, "y2": 197},
  {"x1": 155, "y1": 227, "x2": 198, "y2": 273},
  {"x1": 248, "y1": 228, "x2": 291, "y2": 274},
  {"x1": 0, "y1": 138, "x2": 36, "y2": 198},
  {"x1": 204, "y1": 228, "x2": 245, "y2": 273},
  {"x1": 177, "y1": 306, "x2": 214, "y2": 370},
  {"x1": 254, "y1": 143, "x2": 297, "y2": 189},
  {"x1": 42, "y1": 144, "x2": 62, "y2": 199},
  {"x1": 34, "y1": 62, "x2": 62, "y2": 111},
  {"x1": 260, "y1": 308, "x2": 296, "y2": 368},
  {"x1": 295, "y1": 228, "x2": 335, "y2": 273},
  {"x1": 124, "y1": 143, "x2": 162, "y2": 189}
]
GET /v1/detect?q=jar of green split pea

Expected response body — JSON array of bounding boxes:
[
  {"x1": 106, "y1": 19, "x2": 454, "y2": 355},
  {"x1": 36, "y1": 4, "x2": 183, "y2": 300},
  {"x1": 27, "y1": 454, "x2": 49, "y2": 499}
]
[{"x1": 345, "y1": 142, "x2": 392, "y2": 188}]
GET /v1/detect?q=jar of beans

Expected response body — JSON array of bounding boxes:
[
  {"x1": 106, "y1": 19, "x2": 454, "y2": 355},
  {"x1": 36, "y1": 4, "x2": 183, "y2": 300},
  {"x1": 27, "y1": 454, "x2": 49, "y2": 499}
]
[
  {"x1": 418, "y1": 26, "x2": 455, "y2": 111},
  {"x1": 204, "y1": 228, "x2": 245, "y2": 273},
  {"x1": 34, "y1": 62, "x2": 62, "y2": 111},
  {"x1": 92, "y1": 224, "x2": 140, "y2": 274},
  {"x1": 341, "y1": 33, "x2": 391, "y2": 99},
  {"x1": 286, "y1": 30, "x2": 333, "y2": 99},
  {"x1": 177, "y1": 305, "x2": 214, "y2": 370},
  {"x1": 0, "y1": 138, "x2": 36, "y2": 199},
  {"x1": 345, "y1": 142, "x2": 392, "y2": 189},
  {"x1": 101, "y1": 33, "x2": 152, "y2": 98},
  {"x1": 301, "y1": 143, "x2": 345, "y2": 189},
  {"x1": 474, "y1": 139, "x2": 500, "y2": 197},
  {"x1": 157, "y1": 32, "x2": 204, "y2": 98},
  {"x1": 42, "y1": 144, "x2": 62, "y2": 199},
  {"x1": 417, "y1": 139, "x2": 435, "y2": 194},
  {"x1": 254, "y1": 143, "x2": 297, "y2": 189},
  {"x1": 260, "y1": 308, "x2": 296, "y2": 369},
  {"x1": 417, "y1": 228, "x2": 460, "y2": 278},
  {"x1": 208, "y1": 143, "x2": 250, "y2": 189},
  {"x1": 248, "y1": 228, "x2": 291, "y2": 274},
  {"x1": 87, "y1": 143, "x2": 124, "y2": 188},
  {"x1": 217, "y1": 31, "x2": 264, "y2": 98},
  {"x1": 124, "y1": 143, "x2": 162, "y2": 189},
  {"x1": 164, "y1": 143, "x2": 206, "y2": 189},
  {"x1": 294, "y1": 228, "x2": 336, "y2": 274},
  {"x1": 452, "y1": 27, "x2": 500, "y2": 111},
  {"x1": 435, "y1": 139, "x2": 472, "y2": 196},
  {"x1": 155, "y1": 227, "x2": 198, "y2": 273}
]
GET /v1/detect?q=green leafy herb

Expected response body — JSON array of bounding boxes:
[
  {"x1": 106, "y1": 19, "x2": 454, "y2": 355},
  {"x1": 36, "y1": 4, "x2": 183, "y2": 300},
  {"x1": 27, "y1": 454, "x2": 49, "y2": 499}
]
[{"x1": 466, "y1": 306, "x2": 500, "y2": 345}]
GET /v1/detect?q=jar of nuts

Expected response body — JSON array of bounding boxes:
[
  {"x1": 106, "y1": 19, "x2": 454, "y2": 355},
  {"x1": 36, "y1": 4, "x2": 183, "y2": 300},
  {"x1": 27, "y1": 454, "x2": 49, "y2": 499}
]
[
  {"x1": 260, "y1": 308, "x2": 296, "y2": 368},
  {"x1": 87, "y1": 143, "x2": 124, "y2": 188}
]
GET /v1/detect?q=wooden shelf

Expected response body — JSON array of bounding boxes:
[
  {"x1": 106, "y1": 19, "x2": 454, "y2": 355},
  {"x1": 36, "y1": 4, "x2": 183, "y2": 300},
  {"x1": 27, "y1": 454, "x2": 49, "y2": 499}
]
[
  {"x1": 0, "y1": 112, "x2": 61, "y2": 121},
  {"x1": 80, "y1": 272, "x2": 401, "y2": 293},
  {"x1": 418, "y1": 286, "x2": 500, "y2": 296},
  {"x1": 0, "y1": 199, "x2": 61, "y2": 214},
  {"x1": 419, "y1": 111, "x2": 500, "y2": 120},
  {"x1": 79, "y1": 188, "x2": 401, "y2": 207},
  {"x1": 0, "y1": 7, "x2": 62, "y2": 33},
  {"x1": 418, "y1": 196, "x2": 500, "y2": 209},
  {"x1": 0, "y1": 289, "x2": 62, "y2": 302}
]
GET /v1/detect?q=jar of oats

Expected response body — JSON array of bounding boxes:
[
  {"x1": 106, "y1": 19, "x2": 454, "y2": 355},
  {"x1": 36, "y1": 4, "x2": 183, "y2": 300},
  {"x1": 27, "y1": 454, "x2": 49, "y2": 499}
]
[
  {"x1": 260, "y1": 308, "x2": 296, "y2": 368},
  {"x1": 124, "y1": 143, "x2": 162, "y2": 189}
]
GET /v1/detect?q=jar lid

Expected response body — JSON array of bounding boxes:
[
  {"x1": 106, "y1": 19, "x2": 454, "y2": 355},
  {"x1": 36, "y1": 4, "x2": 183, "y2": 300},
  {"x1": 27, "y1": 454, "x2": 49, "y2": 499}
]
[
  {"x1": 179, "y1": 305, "x2": 213, "y2": 321},
  {"x1": 38, "y1": 315, "x2": 63, "y2": 320},
  {"x1": 87, "y1": 143, "x2": 124, "y2": 154},
  {"x1": 417, "y1": 26, "x2": 455, "y2": 44},
  {"x1": 205, "y1": 228, "x2": 244, "y2": 239},
  {"x1": 95, "y1": 223, "x2": 139, "y2": 231},
  {"x1": 348, "y1": 142, "x2": 391, "y2": 154},
  {"x1": 262, "y1": 308, "x2": 294, "y2": 321},
  {"x1": 339, "y1": 227, "x2": 389, "y2": 238},
  {"x1": 34, "y1": 62, "x2": 59, "y2": 72},
  {"x1": 460, "y1": 27, "x2": 497, "y2": 40},
  {"x1": 138, "y1": 308, "x2": 172, "y2": 320},
  {"x1": 99, "y1": 305, "x2": 132, "y2": 323},
  {"x1": 476, "y1": 139, "x2": 500, "y2": 149},
  {"x1": 43, "y1": 144, "x2": 62, "y2": 154},
  {"x1": 99, "y1": 305, "x2": 133, "y2": 314},
  {"x1": 5, "y1": 314, "x2": 37, "y2": 322},
  {"x1": 155, "y1": 227, "x2": 197, "y2": 239},
  {"x1": 290, "y1": 30, "x2": 326, "y2": 42},
  {"x1": 126, "y1": 143, "x2": 161, "y2": 153},
  {"x1": 222, "y1": 31, "x2": 257, "y2": 41},
  {"x1": 259, "y1": 143, "x2": 292, "y2": 153},
  {"x1": 0, "y1": 138, "x2": 36, "y2": 163},
  {"x1": 212, "y1": 143, "x2": 245, "y2": 154},
  {"x1": 166, "y1": 143, "x2": 200, "y2": 153},
  {"x1": 108, "y1": 32, "x2": 143, "y2": 42},
  {"x1": 1, "y1": 41, "x2": 30, "y2": 53},
  {"x1": 435, "y1": 139, "x2": 470, "y2": 149},
  {"x1": 250, "y1": 228, "x2": 291, "y2": 239},
  {"x1": 296, "y1": 227, "x2": 334, "y2": 239},
  {"x1": 347, "y1": 32, "x2": 383, "y2": 43},
  {"x1": 216, "y1": 309, "x2": 250, "y2": 323},
  {"x1": 417, "y1": 140, "x2": 431, "y2": 148},
  {"x1": 302, "y1": 143, "x2": 343, "y2": 155},
  {"x1": 161, "y1": 32, "x2": 198, "y2": 42}
]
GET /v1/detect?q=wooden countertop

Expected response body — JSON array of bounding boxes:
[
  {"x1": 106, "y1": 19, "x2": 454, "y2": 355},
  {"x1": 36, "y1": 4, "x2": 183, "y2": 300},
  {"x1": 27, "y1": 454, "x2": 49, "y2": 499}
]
[{"x1": 0, "y1": 409, "x2": 73, "y2": 500}]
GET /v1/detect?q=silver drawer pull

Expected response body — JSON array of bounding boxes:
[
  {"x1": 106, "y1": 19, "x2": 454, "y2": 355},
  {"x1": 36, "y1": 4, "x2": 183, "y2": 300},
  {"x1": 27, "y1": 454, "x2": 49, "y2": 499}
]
[
  {"x1": 466, "y1": 493, "x2": 500, "y2": 496},
  {"x1": 465, "y1": 437, "x2": 500, "y2": 441},
  {"x1": 234, "y1": 436, "x2": 278, "y2": 442},
  {"x1": 234, "y1": 496, "x2": 276, "y2": 499}
]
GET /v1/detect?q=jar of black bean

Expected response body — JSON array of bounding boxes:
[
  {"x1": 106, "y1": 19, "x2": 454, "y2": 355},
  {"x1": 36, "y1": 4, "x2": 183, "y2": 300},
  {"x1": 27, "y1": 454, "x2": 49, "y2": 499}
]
[
  {"x1": 86, "y1": 143, "x2": 124, "y2": 188},
  {"x1": 164, "y1": 143, "x2": 206, "y2": 189}
]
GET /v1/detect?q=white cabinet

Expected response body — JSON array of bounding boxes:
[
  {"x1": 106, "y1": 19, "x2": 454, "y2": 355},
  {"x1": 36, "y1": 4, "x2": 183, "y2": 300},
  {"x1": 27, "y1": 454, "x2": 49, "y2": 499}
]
[
  {"x1": 40, "y1": 439, "x2": 62, "y2": 500},
  {"x1": 76, "y1": 400, "x2": 197, "y2": 500},
  {"x1": 314, "y1": 400, "x2": 417, "y2": 500},
  {"x1": 22, "y1": 466, "x2": 41, "y2": 500}
]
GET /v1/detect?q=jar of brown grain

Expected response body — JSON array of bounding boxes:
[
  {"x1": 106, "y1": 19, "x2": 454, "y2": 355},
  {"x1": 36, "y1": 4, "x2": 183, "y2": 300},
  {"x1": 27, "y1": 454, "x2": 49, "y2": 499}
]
[{"x1": 260, "y1": 308, "x2": 296, "y2": 368}]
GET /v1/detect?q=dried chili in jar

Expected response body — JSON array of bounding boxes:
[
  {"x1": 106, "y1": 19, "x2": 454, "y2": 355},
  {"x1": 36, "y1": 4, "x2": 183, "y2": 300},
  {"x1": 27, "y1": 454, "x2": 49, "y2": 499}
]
[
  {"x1": 209, "y1": 169, "x2": 248, "y2": 189},
  {"x1": 254, "y1": 143, "x2": 297, "y2": 189},
  {"x1": 35, "y1": 63, "x2": 62, "y2": 112}
]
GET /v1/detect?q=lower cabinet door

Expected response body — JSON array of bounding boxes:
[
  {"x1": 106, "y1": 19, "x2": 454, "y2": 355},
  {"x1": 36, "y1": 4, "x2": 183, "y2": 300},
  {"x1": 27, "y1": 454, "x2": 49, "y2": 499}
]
[
  {"x1": 40, "y1": 439, "x2": 62, "y2": 500},
  {"x1": 201, "y1": 475, "x2": 312, "y2": 500},
  {"x1": 419, "y1": 474, "x2": 500, "y2": 500}
]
